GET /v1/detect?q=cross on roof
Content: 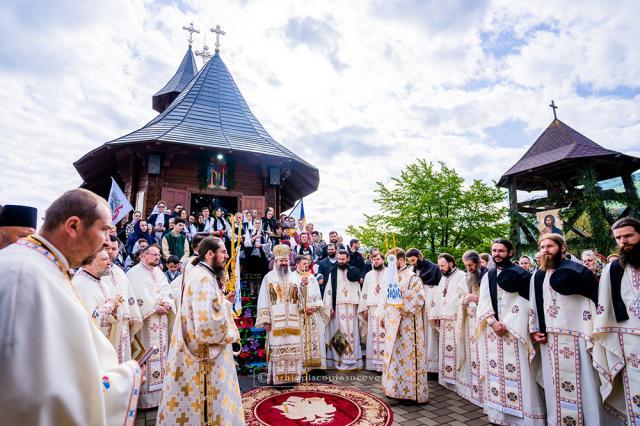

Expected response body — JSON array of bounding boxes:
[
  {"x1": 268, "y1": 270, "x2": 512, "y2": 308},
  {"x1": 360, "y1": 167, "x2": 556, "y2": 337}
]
[
  {"x1": 210, "y1": 25, "x2": 226, "y2": 52},
  {"x1": 182, "y1": 22, "x2": 200, "y2": 47},
  {"x1": 549, "y1": 100, "x2": 559, "y2": 120},
  {"x1": 195, "y1": 44, "x2": 212, "y2": 64}
]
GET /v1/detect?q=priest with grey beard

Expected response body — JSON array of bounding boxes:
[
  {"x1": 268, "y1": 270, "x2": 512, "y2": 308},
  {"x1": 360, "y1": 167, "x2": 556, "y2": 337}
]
[{"x1": 256, "y1": 244, "x2": 304, "y2": 384}]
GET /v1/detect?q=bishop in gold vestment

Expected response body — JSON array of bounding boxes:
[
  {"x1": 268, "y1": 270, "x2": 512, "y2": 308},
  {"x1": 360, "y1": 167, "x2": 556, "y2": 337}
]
[{"x1": 257, "y1": 244, "x2": 304, "y2": 384}]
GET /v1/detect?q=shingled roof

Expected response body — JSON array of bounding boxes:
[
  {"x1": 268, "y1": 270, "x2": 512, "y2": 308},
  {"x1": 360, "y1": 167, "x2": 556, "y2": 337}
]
[
  {"x1": 107, "y1": 51, "x2": 313, "y2": 167},
  {"x1": 152, "y1": 46, "x2": 198, "y2": 113},
  {"x1": 74, "y1": 50, "x2": 319, "y2": 208},
  {"x1": 497, "y1": 119, "x2": 640, "y2": 191}
]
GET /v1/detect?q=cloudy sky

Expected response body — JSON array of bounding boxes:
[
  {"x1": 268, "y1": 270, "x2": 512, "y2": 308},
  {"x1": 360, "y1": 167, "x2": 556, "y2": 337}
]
[{"x1": 1, "y1": 0, "x2": 639, "y2": 235}]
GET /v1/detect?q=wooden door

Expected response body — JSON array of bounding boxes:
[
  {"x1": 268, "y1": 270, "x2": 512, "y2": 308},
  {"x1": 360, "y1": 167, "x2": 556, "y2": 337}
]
[
  {"x1": 241, "y1": 195, "x2": 266, "y2": 214},
  {"x1": 161, "y1": 187, "x2": 189, "y2": 212}
]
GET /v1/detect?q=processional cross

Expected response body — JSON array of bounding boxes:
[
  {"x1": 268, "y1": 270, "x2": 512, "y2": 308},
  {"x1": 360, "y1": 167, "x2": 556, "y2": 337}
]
[
  {"x1": 182, "y1": 22, "x2": 200, "y2": 47},
  {"x1": 549, "y1": 100, "x2": 559, "y2": 120},
  {"x1": 211, "y1": 25, "x2": 226, "y2": 52}
]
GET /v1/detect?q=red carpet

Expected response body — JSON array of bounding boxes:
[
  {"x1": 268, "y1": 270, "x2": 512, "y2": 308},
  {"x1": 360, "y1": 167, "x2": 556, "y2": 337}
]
[{"x1": 243, "y1": 383, "x2": 393, "y2": 425}]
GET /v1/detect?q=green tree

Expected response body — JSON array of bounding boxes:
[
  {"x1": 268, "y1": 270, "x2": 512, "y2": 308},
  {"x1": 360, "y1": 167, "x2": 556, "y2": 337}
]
[{"x1": 346, "y1": 160, "x2": 508, "y2": 259}]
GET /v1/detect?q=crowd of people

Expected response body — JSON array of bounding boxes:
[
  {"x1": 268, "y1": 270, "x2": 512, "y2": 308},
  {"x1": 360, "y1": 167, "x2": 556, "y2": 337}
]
[{"x1": 1, "y1": 191, "x2": 640, "y2": 426}]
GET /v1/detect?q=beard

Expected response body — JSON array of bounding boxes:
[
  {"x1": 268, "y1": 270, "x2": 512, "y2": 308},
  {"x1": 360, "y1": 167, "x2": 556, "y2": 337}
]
[
  {"x1": 466, "y1": 270, "x2": 480, "y2": 289},
  {"x1": 618, "y1": 242, "x2": 640, "y2": 268},
  {"x1": 493, "y1": 257, "x2": 511, "y2": 268},
  {"x1": 540, "y1": 251, "x2": 563, "y2": 270},
  {"x1": 100, "y1": 268, "x2": 110, "y2": 277},
  {"x1": 328, "y1": 252, "x2": 336, "y2": 259},
  {"x1": 373, "y1": 263, "x2": 384, "y2": 270},
  {"x1": 213, "y1": 265, "x2": 226, "y2": 283},
  {"x1": 276, "y1": 264, "x2": 290, "y2": 283},
  {"x1": 338, "y1": 262, "x2": 347, "y2": 270}
]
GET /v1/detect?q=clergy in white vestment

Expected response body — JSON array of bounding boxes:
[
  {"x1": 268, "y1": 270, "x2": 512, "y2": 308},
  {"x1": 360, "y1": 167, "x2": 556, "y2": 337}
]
[
  {"x1": 157, "y1": 237, "x2": 245, "y2": 425},
  {"x1": 73, "y1": 250, "x2": 122, "y2": 342},
  {"x1": 530, "y1": 233, "x2": 623, "y2": 426},
  {"x1": 256, "y1": 244, "x2": 304, "y2": 384},
  {"x1": 428, "y1": 253, "x2": 468, "y2": 391},
  {"x1": 294, "y1": 255, "x2": 327, "y2": 373},
  {"x1": 377, "y1": 248, "x2": 429, "y2": 403},
  {"x1": 105, "y1": 236, "x2": 143, "y2": 363},
  {"x1": 323, "y1": 249, "x2": 363, "y2": 370},
  {"x1": 0, "y1": 189, "x2": 141, "y2": 425},
  {"x1": 407, "y1": 248, "x2": 442, "y2": 374},
  {"x1": 592, "y1": 217, "x2": 640, "y2": 425},
  {"x1": 127, "y1": 244, "x2": 175, "y2": 408},
  {"x1": 456, "y1": 250, "x2": 486, "y2": 407},
  {"x1": 358, "y1": 251, "x2": 387, "y2": 372},
  {"x1": 476, "y1": 239, "x2": 546, "y2": 425}
]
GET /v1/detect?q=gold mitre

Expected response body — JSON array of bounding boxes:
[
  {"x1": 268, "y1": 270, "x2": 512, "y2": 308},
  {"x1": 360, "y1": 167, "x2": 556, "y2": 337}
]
[{"x1": 273, "y1": 244, "x2": 291, "y2": 260}]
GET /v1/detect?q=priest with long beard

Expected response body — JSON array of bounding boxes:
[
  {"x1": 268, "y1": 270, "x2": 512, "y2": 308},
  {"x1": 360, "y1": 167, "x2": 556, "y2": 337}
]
[
  {"x1": 476, "y1": 239, "x2": 545, "y2": 425},
  {"x1": 455, "y1": 250, "x2": 487, "y2": 406},
  {"x1": 530, "y1": 233, "x2": 622, "y2": 426},
  {"x1": 157, "y1": 237, "x2": 244, "y2": 425},
  {"x1": 257, "y1": 244, "x2": 304, "y2": 385},
  {"x1": 593, "y1": 217, "x2": 640, "y2": 424},
  {"x1": 323, "y1": 249, "x2": 363, "y2": 370},
  {"x1": 127, "y1": 244, "x2": 175, "y2": 408},
  {"x1": 358, "y1": 250, "x2": 387, "y2": 372}
]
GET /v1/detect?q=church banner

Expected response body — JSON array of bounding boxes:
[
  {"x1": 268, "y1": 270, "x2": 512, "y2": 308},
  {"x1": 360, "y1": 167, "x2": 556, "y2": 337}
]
[{"x1": 108, "y1": 177, "x2": 133, "y2": 225}]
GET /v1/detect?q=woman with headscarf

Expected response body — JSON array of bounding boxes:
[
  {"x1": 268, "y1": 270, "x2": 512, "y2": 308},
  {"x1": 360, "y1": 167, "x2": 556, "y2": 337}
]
[
  {"x1": 581, "y1": 249, "x2": 605, "y2": 282},
  {"x1": 295, "y1": 231, "x2": 315, "y2": 273},
  {"x1": 126, "y1": 220, "x2": 156, "y2": 254}
]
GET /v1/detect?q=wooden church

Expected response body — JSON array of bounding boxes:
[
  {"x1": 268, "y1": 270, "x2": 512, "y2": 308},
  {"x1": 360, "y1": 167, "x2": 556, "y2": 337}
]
[{"x1": 74, "y1": 29, "x2": 319, "y2": 217}]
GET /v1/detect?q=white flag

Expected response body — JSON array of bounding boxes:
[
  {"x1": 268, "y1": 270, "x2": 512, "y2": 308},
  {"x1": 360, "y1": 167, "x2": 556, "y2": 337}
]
[{"x1": 107, "y1": 177, "x2": 133, "y2": 225}]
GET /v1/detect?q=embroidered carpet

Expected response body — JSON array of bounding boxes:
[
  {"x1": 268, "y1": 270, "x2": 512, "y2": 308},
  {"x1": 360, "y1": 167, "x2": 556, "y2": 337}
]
[{"x1": 242, "y1": 383, "x2": 393, "y2": 425}]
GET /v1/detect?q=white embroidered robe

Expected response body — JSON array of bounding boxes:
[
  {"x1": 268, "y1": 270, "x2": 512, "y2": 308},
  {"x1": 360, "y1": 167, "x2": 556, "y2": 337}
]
[
  {"x1": 0, "y1": 237, "x2": 141, "y2": 426},
  {"x1": 294, "y1": 271, "x2": 327, "y2": 371},
  {"x1": 377, "y1": 266, "x2": 429, "y2": 402},
  {"x1": 529, "y1": 271, "x2": 623, "y2": 426},
  {"x1": 323, "y1": 268, "x2": 363, "y2": 370},
  {"x1": 126, "y1": 263, "x2": 175, "y2": 408},
  {"x1": 423, "y1": 282, "x2": 440, "y2": 372},
  {"x1": 428, "y1": 268, "x2": 467, "y2": 390},
  {"x1": 73, "y1": 269, "x2": 119, "y2": 341},
  {"x1": 593, "y1": 263, "x2": 640, "y2": 425},
  {"x1": 477, "y1": 271, "x2": 546, "y2": 425},
  {"x1": 358, "y1": 267, "x2": 388, "y2": 372},
  {"x1": 456, "y1": 291, "x2": 483, "y2": 406},
  {"x1": 157, "y1": 263, "x2": 244, "y2": 426},
  {"x1": 256, "y1": 269, "x2": 303, "y2": 384},
  {"x1": 103, "y1": 265, "x2": 143, "y2": 363}
]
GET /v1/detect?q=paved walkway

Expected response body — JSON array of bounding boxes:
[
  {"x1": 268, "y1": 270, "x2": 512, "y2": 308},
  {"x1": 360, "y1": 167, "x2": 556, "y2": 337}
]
[{"x1": 135, "y1": 370, "x2": 489, "y2": 425}]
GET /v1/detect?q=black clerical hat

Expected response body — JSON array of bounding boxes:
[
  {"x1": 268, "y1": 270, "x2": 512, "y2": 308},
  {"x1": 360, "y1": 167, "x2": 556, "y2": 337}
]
[{"x1": 0, "y1": 204, "x2": 38, "y2": 228}]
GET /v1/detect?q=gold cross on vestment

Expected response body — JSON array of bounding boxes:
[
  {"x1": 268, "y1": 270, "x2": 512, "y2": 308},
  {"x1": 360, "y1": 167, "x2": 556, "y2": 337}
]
[
  {"x1": 182, "y1": 22, "x2": 200, "y2": 47},
  {"x1": 181, "y1": 382, "x2": 193, "y2": 397},
  {"x1": 166, "y1": 397, "x2": 179, "y2": 412},
  {"x1": 210, "y1": 25, "x2": 226, "y2": 52},
  {"x1": 176, "y1": 412, "x2": 190, "y2": 426}
]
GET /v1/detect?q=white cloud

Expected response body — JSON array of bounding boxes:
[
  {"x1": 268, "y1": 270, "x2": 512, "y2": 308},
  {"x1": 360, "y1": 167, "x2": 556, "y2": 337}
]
[{"x1": 0, "y1": 0, "x2": 638, "y2": 237}]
